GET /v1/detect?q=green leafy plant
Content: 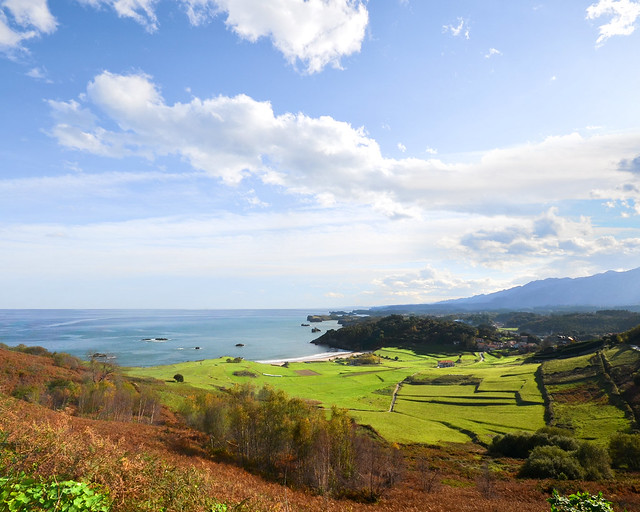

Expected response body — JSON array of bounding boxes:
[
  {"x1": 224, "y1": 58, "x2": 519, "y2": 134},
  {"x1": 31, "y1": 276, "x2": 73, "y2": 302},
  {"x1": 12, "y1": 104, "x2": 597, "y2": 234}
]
[
  {"x1": 0, "y1": 475, "x2": 110, "y2": 512},
  {"x1": 548, "y1": 489, "x2": 613, "y2": 512}
]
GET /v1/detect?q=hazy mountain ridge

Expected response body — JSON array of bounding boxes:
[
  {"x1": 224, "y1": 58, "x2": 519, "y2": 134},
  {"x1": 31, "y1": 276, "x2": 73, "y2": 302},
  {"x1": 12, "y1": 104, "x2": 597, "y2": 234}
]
[{"x1": 371, "y1": 267, "x2": 640, "y2": 314}]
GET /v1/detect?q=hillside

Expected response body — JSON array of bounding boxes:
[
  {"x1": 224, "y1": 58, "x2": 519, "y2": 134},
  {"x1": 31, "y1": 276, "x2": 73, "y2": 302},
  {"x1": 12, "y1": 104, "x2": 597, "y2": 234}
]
[{"x1": 3, "y1": 343, "x2": 640, "y2": 511}]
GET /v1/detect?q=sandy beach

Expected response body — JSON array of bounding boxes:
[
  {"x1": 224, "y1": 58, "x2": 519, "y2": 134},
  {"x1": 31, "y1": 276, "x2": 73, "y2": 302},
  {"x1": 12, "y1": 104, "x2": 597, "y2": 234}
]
[{"x1": 257, "y1": 351, "x2": 365, "y2": 366}]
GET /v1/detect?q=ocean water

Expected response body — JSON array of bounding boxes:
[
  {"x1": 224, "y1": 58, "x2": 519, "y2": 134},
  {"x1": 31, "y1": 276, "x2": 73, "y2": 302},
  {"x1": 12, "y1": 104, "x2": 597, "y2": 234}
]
[{"x1": 0, "y1": 309, "x2": 344, "y2": 367}]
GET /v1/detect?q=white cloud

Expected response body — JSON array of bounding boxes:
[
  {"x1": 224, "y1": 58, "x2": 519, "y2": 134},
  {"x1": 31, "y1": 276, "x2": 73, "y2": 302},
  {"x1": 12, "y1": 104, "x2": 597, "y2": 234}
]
[
  {"x1": 397, "y1": 142, "x2": 406, "y2": 152},
  {"x1": 48, "y1": 72, "x2": 640, "y2": 220},
  {"x1": 425, "y1": 146, "x2": 437, "y2": 155},
  {"x1": 443, "y1": 18, "x2": 469, "y2": 39},
  {"x1": 0, "y1": 0, "x2": 56, "y2": 52},
  {"x1": 182, "y1": 0, "x2": 369, "y2": 73},
  {"x1": 586, "y1": 0, "x2": 640, "y2": 45},
  {"x1": 77, "y1": 0, "x2": 159, "y2": 32},
  {"x1": 2, "y1": 0, "x2": 368, "y2": 72},
  {"x1": 446, "y1": 208, "x2": 640, "y2": 269},
  {"x1": 484, "y1": 47, "x2": 501, "y2": 58}
]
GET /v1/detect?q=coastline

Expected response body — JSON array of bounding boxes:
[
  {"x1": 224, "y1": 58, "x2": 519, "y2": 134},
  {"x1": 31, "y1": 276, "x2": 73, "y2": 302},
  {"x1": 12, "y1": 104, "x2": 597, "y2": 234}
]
[{"x1": 256, "y1": 350, "x2": 364, "y2": 365}]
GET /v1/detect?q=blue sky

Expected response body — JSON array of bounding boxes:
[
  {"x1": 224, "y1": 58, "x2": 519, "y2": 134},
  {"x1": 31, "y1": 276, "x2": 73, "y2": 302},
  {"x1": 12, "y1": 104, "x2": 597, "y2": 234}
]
[{"x1": 1, "y1": 0, "x2": 640, "y2": 309}]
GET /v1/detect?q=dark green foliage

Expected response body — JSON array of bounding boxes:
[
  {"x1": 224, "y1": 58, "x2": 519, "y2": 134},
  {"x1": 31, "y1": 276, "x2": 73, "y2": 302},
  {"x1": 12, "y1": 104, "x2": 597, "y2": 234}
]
[
  {"x1": 515, "y1": 310, "x2": 640, "y2": 339},
  {"x1": 315, "y1": 314, "x2": 477, "y2": 352},
  {"x1": 492, "y1": 428, "x2": 612, "y2": 481},
  {"x1": 173, "y1": 373, "x2": 184, "y2": 382},
  {"x1": 0, "y1": 475, "x2": 111, "y2": 511},
  {"x1": 490, "y1": 430, "x2": 578, "y2": 459},
  {"x1": 548, "y1": 489, "x2": 613, "y2": 512},
  {"x1": 609, "y1": 432, "x2": 640, "y2": 469},
  {"x1": 232, "y1": 370, "x2": 257, "y2": 378},
  {"x1": 519, "y1": 445, "x2": 584, "y2": 480},
  {"x1": 575, "y1": 442, "x2": 612, "y2": 480},
  {"x1": 620, "y1": 323, "x2": 640, "y2": 345}
]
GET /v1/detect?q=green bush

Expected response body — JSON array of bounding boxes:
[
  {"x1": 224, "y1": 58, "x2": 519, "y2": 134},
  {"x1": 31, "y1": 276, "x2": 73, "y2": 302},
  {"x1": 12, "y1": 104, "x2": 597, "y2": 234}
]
[
  {"x1": 0, "y1": 475, "x2": 110, "y2": 512},
  {"x1": 547, "y1": 489, "x2": 613, "y2": 512},
  {"x1": 519, "y1": 445, "x2": 584, "y2": 480},
  {"x1": 490, "y1": 430, "x2": 578, "y2": 459},
  {"x1": 575, "y1": 442, "x2": 612, "y2": 480},
  {"x1": 609, "y1": 432, "x2": 640, "y2": 469},
  {"x1": 173, "y1": 373, "x2": 184, "y2": 383}
]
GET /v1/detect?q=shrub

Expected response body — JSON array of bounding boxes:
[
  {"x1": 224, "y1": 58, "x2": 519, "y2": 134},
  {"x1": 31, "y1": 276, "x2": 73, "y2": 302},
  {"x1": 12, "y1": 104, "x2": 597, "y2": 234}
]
[
  {"x1": 490, "y1": 430, "x2": 578, "y2": 459},
  {"x1": 609, "y1": 432, "x2": 640, "y2": 470},
  {"x1": 575, "y1": 442, "x2": 612, "y2": 480},
  {"x1": 519, "y1": 445, "x2": 584, "y2": 480},
  {"x1": 173, "y1": 373, "x2": 184, "y2": 383},
  {"x1": 232, "y1": 370, "x2": 257, "y2": 378},
  {"x1": 548, "y1": 489, "x2": 613, "y2": 512},
  {"x1": 0, "y1": 475, "x2": 111, "y2": 512}
]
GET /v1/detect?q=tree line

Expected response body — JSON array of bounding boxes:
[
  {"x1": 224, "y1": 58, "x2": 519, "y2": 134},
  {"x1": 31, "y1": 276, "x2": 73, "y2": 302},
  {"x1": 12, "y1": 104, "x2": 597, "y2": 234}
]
[
  {"x1": 180, "y1": 383, "x2": 403, "y2": 501},
  {"x1": 314, "y1": 314, "x2": 478, "y2": 352}
]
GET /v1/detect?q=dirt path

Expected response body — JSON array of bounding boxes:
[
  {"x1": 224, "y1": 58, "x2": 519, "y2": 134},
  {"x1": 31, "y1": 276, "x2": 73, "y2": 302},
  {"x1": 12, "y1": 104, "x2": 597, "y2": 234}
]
[{"x1": 389, "y1": 381, "x2": 402, "y2": 412}]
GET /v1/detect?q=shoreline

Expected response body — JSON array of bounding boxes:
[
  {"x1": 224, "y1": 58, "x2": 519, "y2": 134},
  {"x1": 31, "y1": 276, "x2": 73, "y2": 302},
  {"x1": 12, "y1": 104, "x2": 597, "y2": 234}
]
[{"x1": 256, "y1": 350, "x2": 364, "y2": 365}]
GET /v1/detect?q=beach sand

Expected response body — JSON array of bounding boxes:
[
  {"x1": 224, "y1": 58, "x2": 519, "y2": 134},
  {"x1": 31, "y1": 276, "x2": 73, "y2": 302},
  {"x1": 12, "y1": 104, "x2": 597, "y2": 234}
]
[{"x1": 257, "y1": 351, "x2": 365, "y2": 366}]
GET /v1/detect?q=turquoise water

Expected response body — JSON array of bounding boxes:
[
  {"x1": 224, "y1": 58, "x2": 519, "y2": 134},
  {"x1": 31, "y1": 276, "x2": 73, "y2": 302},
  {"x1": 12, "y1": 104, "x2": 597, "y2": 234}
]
[{"x1": 0, "y1": 309, "x2": 342, "y2": 367}]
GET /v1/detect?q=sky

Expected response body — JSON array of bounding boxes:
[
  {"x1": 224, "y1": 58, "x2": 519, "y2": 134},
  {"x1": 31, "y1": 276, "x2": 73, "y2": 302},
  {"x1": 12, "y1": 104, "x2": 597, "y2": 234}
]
[{"x1": 1, "y1": 0, "x2": 640, "y2": 309}]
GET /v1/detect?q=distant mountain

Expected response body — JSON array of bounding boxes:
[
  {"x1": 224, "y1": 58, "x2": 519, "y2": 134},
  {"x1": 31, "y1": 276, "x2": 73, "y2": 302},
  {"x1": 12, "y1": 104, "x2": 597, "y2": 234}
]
[{"x1": 370, "y1": 267, "x2": 640, "y2": 314}]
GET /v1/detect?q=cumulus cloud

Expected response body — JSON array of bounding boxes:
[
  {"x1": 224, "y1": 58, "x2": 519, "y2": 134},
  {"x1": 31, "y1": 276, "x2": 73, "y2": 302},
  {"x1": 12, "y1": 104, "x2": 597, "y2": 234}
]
[
  {"x1": 48, "y1": 71, "x2": 640, "y2": 218},
  {"x1": 443, "y1": 18, "x2": 469, "y2": 39},
  {"x1": 586, "y1": 0, "x2": 640, "y2": 45},
  {"x1": 77, "y1": 0, "x2": 159, "y2": 32},
  {"x1": 372, "y1": 265, "x2": 505, "y2": 303},
  {"x1": 182, "y1": 0, "x2": 369, "y2": 73},
  {"x1": 0, "y1": 0, "x2": 57, "y2": 52},
  {"x1": 450, "y1": 208, "x2": 640, "y2": 267}
]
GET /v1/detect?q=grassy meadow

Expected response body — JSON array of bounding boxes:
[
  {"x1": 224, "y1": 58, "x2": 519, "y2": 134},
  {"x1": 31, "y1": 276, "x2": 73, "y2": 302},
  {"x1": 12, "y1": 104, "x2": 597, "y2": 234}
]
[
  {"x1": 127, "y1": 343, "x2": 640, "y2": 447},
  {"x1": 542, "y1": 348, "x2": 637, "y2": 442},
  {"x1": 126, "y1": 348, "x2": 547, "y2": 445}
]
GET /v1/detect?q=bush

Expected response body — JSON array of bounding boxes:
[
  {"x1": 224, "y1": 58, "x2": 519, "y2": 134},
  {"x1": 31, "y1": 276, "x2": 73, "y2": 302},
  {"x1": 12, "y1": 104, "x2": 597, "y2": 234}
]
[
  {"x1": 519, "y1": 445, "x2": 584, "y2": 480},
  {"x1": 609, "y1": 432, "x2": 640, "y2": 469},
  {"x1": 548, "y1": 489, "x2": 613, "y2": 512},
  {"x1": 490, "y1": 430, "x2": 578, "y2": 459},
  {"x1": 0, "y1": 475, "x2": 111, "y2": 512},
  {"x1": 173, "y1": 373, "x2": 184, "y2": 383},
  {"x1": 575, "y1": 442, "x2": 612, "y2": 480}
]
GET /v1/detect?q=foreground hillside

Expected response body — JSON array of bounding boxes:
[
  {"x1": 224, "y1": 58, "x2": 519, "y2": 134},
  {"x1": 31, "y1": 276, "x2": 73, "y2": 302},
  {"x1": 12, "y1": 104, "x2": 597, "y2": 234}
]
[{"x1": 2, "y1": 344, "x2": 640, "y2": 511}]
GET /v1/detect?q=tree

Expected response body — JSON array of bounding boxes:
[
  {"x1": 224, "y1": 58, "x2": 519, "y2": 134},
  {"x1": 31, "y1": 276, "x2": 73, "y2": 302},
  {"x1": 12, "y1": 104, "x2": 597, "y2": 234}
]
[
  {"x1": 609, "y1": 432, "x2": 640, "y2": 470},
  {"x1": 173, "y1": 373, "x2": 184, "y2": 383}
]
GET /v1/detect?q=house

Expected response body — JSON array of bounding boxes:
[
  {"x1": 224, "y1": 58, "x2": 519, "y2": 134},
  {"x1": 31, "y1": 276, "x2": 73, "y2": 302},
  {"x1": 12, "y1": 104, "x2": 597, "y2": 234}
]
[{"x1": 437, "y1": 360, "x2": 455, "y2": 368}]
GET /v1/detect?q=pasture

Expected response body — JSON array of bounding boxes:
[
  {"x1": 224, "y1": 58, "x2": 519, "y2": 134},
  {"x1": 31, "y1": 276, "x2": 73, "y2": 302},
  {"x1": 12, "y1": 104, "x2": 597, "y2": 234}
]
[{"x1": 127, "y1": 348, "x2": 545, "y2": 445}]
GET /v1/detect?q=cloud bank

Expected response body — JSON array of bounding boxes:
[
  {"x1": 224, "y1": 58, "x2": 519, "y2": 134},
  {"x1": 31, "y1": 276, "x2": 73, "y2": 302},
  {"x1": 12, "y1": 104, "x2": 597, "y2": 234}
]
[{"x1": 49, "y1": 71, "x2": 640, "y2": 219}]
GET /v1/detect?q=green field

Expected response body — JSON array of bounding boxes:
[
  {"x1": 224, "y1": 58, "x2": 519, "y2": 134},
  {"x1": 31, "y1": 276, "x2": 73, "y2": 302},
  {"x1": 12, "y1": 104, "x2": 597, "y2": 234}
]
[
  {"x1": 126, "y1": 348, "x2": 545, "y2": 445},
  {"x1": 127, "y1": 345, "x2": 638, "y2": 446},
  {"x1": 542, "y1": 349, "x2": 636, "y2": 442}
]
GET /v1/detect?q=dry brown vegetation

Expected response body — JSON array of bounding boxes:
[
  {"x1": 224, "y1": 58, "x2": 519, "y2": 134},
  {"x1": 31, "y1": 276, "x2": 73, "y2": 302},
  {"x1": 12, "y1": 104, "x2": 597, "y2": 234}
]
[{"x1": 1, "y1": 346, "x2": 638, "y2": 511}]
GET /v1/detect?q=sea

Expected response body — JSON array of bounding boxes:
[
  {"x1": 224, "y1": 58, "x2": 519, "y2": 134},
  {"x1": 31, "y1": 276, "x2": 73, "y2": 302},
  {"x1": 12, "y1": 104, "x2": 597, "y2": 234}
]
[{"x1": 0, "y1": 309, "x2": 346, "y2": 367}]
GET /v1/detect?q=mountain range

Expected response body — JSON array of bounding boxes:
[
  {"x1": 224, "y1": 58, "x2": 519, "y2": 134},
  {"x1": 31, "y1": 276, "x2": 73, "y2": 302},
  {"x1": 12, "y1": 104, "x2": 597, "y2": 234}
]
[{"x1": 370, "y1": 267, "x2": 640, "y2": 314}]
